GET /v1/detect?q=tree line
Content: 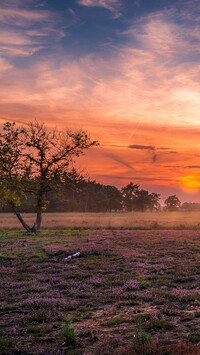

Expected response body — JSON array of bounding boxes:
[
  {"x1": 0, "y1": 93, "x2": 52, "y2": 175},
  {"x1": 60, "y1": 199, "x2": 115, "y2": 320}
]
[
  {"x1": 0, "y1": 121, "x2": 183, "y2": 232},
  {"x1": 0, "y1": 179, "x2": 162, "y2": 213},
  {"x1": 0, "y1": 175, "x2": 183, "y2": 213}
]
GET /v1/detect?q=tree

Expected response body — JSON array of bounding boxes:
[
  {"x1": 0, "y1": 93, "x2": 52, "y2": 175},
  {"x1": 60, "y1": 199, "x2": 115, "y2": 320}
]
[
  {"x1": 102, "y1": 185, "x2": 122, "y2": 211},
  {"x1": 135, "y1": 189, "x2": 160, "y2": 212},
  {"x1": 121, "y1": 182, "x2": 160, "y2": 212},
  {"x1": 121, "y1": 182, "x2": 140, "y2": 211},
  {"x1": 148, "y1": 192, "x2": 161, "y2": 212},
  {"x1": 0, "y1": 122, "x2": 25, "y2": 212},
  {"x1": 0, "y1": 121, "x2": 98, "y2": 232},
  {"x1": 164, "y1": 195, "x2": 181, "y2": 211},
  {"x1": 181, "y1": 202, "x2": 200, "y2": 211},
  {"x1": 74, "y1": 181, "x2": 122, "y2": 212}
]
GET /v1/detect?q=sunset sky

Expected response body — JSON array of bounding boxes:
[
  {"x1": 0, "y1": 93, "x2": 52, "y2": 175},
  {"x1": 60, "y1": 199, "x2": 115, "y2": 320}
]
[{"x1": 1, "y1": 0, "x2": 200, "y2": 202}]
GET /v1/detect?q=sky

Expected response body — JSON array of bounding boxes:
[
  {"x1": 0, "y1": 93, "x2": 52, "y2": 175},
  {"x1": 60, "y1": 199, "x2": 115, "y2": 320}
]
[{"x1": 1, "y1": 0, "x2": 200, "y2": 202}]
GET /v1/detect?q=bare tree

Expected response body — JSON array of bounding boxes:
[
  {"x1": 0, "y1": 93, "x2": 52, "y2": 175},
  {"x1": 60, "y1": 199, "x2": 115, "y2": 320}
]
[{"x1": 0, "y1": 121, "x2": 98, "y2": 232}]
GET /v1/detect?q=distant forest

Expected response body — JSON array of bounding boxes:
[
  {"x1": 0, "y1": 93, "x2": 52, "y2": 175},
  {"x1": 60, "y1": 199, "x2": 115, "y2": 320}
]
[{"x1": 0, "y1": 177, "x2": 195, "y2": 213}]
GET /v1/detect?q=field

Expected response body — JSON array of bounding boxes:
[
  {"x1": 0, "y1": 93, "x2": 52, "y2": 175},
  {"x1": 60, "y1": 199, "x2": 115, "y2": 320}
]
[
  {"x1": 0, "y1": 225, "x2": 200, "y2": 354},
  {"x1": 1, "y1": 211, "x2": 200, "y2": 229}
]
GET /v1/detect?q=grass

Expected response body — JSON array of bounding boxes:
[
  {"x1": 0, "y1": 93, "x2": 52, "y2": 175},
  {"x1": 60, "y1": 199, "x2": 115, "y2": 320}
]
[
  {"x1": 2, "y1": 210, "x2": 200, "y2": 229},
  {"x1": 104, "y1": 316, "x2": 129, "y2": 326},
  {"x1": 59, "y1": 317, "x2": 77, "y2": 348},
  {"x1": 0, "y1": 228, "x2": 200, "y2": 354},
  {"x1": 0, "y1": 338, "x2": 14, "y2": 351},
  {"x1": 145, "y1": 319, "x2": 175, "y2": 331}
]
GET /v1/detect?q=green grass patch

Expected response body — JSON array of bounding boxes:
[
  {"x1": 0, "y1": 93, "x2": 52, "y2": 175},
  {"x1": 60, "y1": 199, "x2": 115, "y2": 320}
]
[
  {"x1": 133, "y1": 313, "x2": 151, "y2": 324},
  {"x1": 59, "y1": 317, "x2": 76, "y2": 348},
  {"x1": 146, "y1": 319, "x2": 175, "y2": 331},
  {"x1": 27, "y1": 325, "x2": 45, "y2": 336},
  {"x1": 104, "y1": 316, "x2": 129, "y2": 326},
  {"x1": 0, "y1": 338, "x2": 14, "y2": 351}
]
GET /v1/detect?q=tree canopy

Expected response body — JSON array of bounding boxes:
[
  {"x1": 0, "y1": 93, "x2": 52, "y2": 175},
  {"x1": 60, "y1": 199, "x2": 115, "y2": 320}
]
[
  {"x1": 121, "y1": 182, "x2": 161, "y2": 212},
  {"x1": 164, "y1": 195, "x2": 181, "y2": 211}
]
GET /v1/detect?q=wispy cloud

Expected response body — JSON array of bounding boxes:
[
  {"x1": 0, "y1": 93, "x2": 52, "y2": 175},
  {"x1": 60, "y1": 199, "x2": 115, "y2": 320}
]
[
  {"x1": 128, "y1": 144, "x2": 157, "y2": 164},
  {"x1": 166, "y1": 165, "x2": 200, "y2": 169},
  {"x1": 128, "y1": 145, "x2": 155, "y2": 151},
  {"x1": 0, "y1": 27, "x2": 64, "y2": 57},
  {"x1": 77, "y1": 0, "x2": 122, "y2": 18},
  {"x1": 0, "y1": 31, "x2": 37, "y2": 46},
  {"x1": 0, "y1": 2, "x2": 63, "y2": 57},
  {"x1": 0, "y1": 8, "x2": 50, "y2": 25},
  {"x1": 125, "y1": 5, "x2": 200, "y2": 68},
  {"x1": 102, "y1": 151, "x2": 133, "y2": 170},
  {"x1": 0, "y1": 58, "x2": 12, "y2": 77}
]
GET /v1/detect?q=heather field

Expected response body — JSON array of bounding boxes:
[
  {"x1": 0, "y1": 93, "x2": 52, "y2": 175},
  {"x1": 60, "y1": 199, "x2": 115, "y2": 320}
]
[
  {"x1": 0, "y1": 228, "x2": 200, "y2": 354},
  {"x1": 2, "y1": 211, "x2": 200, "y2": 229}
]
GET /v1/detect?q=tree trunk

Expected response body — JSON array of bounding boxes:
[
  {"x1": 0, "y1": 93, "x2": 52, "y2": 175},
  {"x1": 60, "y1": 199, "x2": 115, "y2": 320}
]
[
  {"x1": 12, "y1": 206, "x2": 42, "y2": 233},
  {"x1": 32, "y1": 211, "x2": 42, "y2": 233},
  {"x1": 14, "y1": 211, "x2": 33, "y2": 233},
  {"x1": 11, "y1": 182, "x2": 44, "y2": 233}
]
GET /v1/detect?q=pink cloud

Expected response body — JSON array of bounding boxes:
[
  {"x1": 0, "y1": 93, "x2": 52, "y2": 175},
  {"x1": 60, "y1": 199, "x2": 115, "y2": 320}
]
[
  {"x1": 0, "y1": 3, "x2": 62, "y2": 57},
  {"x1": 0, "y1": 58, "x2": 12, "y2": 77},
  {"x1": 0, "y1": 28, "x2": 64, "y2": 56},
  {"x1": 0, "y1": 31, "x2": 38, "y2": 46},
  {"x1": 0, "y1": 8, "x2": 51, "y2": 25}
]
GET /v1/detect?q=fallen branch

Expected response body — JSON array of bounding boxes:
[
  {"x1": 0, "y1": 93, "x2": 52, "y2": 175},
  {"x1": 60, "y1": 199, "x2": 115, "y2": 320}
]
[{"x1": 64, "y1": 250, "x2": 81, "y2": 261}]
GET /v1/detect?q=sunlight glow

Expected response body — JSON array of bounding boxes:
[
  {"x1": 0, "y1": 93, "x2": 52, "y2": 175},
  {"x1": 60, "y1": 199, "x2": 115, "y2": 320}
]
[{"x1": 179, "y1": 174, "x2": 200, "y2": 193}]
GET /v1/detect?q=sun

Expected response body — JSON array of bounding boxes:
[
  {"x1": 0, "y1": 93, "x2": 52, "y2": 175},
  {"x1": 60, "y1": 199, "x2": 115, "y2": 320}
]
[{"x1": 179, "y1": 174, "x2": 200, "y2": 192}]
